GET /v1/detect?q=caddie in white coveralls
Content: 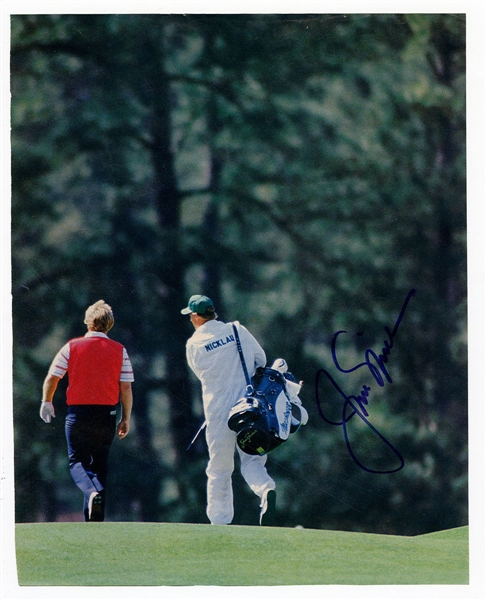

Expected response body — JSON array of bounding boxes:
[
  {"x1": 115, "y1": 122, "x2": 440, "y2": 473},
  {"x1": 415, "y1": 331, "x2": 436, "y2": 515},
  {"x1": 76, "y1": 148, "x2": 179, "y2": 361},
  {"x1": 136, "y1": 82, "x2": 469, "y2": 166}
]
[{"x1": 182, "y1": 294, "x2": 276, "y2": 525}]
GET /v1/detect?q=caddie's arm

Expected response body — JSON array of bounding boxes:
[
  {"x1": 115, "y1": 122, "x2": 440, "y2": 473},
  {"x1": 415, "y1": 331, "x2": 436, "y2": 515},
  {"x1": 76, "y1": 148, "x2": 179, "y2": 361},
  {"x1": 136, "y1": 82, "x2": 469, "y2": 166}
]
[
  {"x1": 117, "y1": 381, "x2": 133, "y2": 439},
  {"x1": 240, "y1": 324, "x2": 266, "y2": 368}
]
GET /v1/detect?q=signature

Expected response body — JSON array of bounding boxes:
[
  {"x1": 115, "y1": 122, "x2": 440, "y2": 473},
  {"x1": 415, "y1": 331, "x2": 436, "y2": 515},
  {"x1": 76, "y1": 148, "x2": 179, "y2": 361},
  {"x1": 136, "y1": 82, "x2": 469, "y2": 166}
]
[{"x1": 315, "y1": 289, "x2": 415, "y2": 474}]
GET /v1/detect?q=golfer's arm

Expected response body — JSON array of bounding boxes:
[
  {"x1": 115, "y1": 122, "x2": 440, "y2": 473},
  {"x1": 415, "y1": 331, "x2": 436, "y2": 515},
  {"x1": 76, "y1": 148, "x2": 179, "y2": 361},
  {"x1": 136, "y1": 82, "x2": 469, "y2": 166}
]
[
  {"x1": 119, "y1": 382, "x2": 133, "y2": 421},
  {"x1": 42, "y1": 374, "x2": 61, "y2": 403}
]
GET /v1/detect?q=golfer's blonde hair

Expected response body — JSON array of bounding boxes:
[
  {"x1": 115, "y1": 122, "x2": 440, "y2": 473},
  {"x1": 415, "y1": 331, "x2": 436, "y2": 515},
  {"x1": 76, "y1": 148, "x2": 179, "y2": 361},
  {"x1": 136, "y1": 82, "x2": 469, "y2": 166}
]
[{"x1": 84, "y1": 300, "x2": 114, "y2": 333}]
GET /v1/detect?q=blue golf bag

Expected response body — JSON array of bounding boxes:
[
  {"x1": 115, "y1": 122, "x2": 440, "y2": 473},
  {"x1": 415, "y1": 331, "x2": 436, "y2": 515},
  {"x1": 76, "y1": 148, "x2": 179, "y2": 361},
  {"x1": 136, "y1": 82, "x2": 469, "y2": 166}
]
[{"x1": 228, "y1": 365, "x2": 306, "y2": 456}]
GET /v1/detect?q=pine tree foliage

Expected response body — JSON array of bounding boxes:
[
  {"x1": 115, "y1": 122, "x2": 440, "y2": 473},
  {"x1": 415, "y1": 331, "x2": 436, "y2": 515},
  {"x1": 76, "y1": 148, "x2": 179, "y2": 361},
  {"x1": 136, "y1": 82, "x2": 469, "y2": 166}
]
[{"x1": 11, "y1": 14, "x2": 466, "y2": 533}]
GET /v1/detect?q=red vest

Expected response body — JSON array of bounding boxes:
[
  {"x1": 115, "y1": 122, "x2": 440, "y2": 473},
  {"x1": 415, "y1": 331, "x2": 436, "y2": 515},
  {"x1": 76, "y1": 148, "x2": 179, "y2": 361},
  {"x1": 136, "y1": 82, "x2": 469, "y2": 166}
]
[{"x1": 66, "y1": 336, "x2": 124, "y2": 406}]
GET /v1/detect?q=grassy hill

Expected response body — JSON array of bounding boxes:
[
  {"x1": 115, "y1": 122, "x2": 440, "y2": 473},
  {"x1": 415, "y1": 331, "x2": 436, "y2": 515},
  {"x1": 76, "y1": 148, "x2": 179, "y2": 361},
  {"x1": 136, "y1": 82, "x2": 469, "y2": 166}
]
[{"x1": 15, "y1": 522, "x2": 468, "y2": 586}]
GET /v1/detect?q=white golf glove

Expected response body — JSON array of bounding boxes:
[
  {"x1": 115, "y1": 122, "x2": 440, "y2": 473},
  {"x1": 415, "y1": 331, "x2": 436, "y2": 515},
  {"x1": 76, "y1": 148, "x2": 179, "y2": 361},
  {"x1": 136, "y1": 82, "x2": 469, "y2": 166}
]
[{"x1": 40, "y1": 401, "x2": 55, "y2": 423}]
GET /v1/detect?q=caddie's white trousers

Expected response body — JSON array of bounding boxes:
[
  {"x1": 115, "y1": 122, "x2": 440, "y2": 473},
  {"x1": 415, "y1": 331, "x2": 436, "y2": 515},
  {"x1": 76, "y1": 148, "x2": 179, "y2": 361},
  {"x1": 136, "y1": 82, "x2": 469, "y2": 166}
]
[{"x1": 205, "y1": 415, "x2": 275, "y2": 525}]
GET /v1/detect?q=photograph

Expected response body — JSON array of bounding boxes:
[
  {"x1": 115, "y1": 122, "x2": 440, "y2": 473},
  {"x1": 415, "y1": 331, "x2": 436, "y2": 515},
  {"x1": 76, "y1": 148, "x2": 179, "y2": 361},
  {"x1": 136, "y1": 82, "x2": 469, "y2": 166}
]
[{"x1": 2, "y1": 2, "x2": 483, "y2": 598}]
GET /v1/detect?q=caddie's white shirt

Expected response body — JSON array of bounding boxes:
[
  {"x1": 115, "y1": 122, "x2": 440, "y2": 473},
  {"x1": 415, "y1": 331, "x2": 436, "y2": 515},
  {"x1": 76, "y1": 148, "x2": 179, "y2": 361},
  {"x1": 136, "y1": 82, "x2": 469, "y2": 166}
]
[{"x1": 186, "y1": 320, "x2": 266, "y2": 419}]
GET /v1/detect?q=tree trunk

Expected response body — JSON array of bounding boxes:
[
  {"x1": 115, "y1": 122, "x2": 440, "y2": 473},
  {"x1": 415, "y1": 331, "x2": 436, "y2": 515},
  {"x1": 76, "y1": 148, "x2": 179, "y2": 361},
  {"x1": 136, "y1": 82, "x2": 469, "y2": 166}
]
[{"x1": 148, "y1": 31, "x2": 198, "y2": 484}]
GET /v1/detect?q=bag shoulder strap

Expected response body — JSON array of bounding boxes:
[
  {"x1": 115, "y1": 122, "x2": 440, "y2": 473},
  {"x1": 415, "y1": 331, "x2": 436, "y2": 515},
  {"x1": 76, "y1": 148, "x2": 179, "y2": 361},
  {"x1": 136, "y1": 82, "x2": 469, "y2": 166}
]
[{"x1": 232, "y1": 323, "x2": 253, "y2": 394}]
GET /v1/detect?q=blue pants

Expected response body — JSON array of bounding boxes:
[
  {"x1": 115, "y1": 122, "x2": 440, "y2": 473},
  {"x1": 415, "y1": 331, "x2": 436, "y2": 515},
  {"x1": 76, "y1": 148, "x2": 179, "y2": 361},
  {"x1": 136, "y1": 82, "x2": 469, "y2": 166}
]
[{"x1": 65, "y1": 405, "x2": 117, "y2": 521}]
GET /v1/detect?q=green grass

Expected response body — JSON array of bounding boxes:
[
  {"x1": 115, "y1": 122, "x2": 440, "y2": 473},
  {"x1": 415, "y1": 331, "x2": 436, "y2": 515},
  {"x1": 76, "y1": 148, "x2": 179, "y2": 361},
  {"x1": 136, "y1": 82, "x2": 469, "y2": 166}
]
[{"x1": 15, "y1": 522, "x2": 468, "y2": 586}]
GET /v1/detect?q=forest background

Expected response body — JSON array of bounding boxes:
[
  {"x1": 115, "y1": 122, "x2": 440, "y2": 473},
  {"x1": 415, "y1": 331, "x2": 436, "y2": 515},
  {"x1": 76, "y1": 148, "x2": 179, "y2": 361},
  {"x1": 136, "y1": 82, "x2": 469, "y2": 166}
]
[{"x1": 8, "y1": 12, "x2": 472, "y2": 536}]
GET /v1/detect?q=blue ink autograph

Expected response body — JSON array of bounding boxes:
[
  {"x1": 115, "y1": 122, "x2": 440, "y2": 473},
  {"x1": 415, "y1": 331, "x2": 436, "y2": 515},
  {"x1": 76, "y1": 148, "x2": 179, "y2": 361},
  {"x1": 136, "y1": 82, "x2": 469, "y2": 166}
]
[{"x1": 315, "y1": 289, "x2": 416, "y2": 474}]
